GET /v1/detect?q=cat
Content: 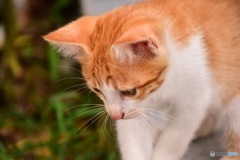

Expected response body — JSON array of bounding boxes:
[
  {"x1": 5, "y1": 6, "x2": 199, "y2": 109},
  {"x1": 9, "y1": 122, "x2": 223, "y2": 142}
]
[{"x1": 43, "y1": 0, "x2": 240, "y2": 159}]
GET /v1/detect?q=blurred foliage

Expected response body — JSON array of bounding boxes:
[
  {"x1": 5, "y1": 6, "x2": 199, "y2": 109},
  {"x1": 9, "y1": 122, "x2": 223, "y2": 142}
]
[{"x1": 0, "y1": 0, "x2": 118, "y2": 159}]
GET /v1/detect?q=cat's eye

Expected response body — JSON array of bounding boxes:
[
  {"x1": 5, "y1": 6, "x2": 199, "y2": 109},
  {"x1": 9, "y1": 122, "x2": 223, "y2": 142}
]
[
  {"x1": 120, "y1": 88, "x2": 137, "y2": 96},
  {"x1": 93, "y1": 88, "x2": 101, "y2": 93}
]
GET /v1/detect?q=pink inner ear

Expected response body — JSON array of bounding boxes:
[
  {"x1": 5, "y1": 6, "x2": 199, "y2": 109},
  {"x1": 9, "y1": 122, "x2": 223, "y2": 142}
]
[
  {"x1": 112, "y1": 38, "x2": 158, "y2": 62},
  {"x1": 112, "y1": 20, "x2": 160, "y2": 61},
  {"x1": 131, "y1": 39, "x2": 157, "y2": 58}
]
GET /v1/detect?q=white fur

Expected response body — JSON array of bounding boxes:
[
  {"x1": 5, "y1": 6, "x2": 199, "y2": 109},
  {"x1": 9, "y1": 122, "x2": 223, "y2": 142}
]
[
  {"x1": 150, "y1": 32, "x2": 212, "y2": 160},
  {"x1": 112, "y1": 43, "x2": 137, "y2": 62},
  {"x1": 47, "y1": 41, "x2": 84, "y2": 58},
  {"x1": 113, "y1": 32, "x2": 213, "y2": 160}
]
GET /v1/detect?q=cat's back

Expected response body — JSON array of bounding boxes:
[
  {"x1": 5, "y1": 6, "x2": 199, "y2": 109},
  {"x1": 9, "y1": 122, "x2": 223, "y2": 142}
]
[{"x1": 188, "y1": 0, "x2": 240, "y2": 102}]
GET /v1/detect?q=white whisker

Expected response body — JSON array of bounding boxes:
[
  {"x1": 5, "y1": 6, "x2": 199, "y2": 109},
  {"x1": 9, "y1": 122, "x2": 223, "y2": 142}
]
[
  {"x1": 139, "y1": 113, "x2": 158, "y2": 137},
  {"x1": 81, "y1": 90, "x2": 92, "y2": 102},
  {"x1": 68, "y1": 108, "x2": 104, "y2": 120},
  {"x1": 64, "y1": 104, "x2": 104, "y2": 113},
  {"x1": 144, "y1": 108, "x2": 181, "y2": 123},
  {"x1": 101, "y1": 115, "x2": 109, "y2": 146},
  {"x1": 110, "y1": 118, "x2": 116, "y2": 138},
  {"x1": 75, "y1": 109, "x2": 106, "y2": 136},
  {"x1": 50, "y1": 65, "x2": 82, "y2": 74},
  {"x1": 141, "y1": 112, "x2": 172, "y2": 137},
  {"x1": 53, "y1": 83, "x2": 87, "y2": 96},
  {"x1": 104, "y1": 116, "x2": 113, "y2": 140},
  {"x1": 142, "y1": 110, "x2": 179, "y2": 123},
  {"x1": 78, "y1": 86, "x2": 90, "y2": 94},
  {"x1": 44, "y1": 77, "x2": 85, "y2": 89},
  {"x1": 97, "y1": 112, "x2": 108, "y2": 127},
  {"x1": 56, "y1": 104, "x2": 104, "y2": 121}
]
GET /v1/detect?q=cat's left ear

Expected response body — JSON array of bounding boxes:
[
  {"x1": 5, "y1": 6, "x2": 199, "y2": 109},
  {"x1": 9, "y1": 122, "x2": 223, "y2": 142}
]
[
  {"x1": 112, "y1": 20, "x2": 162, "y2": 62},
  {"x1": 43, "y1": 16, "x2": 97, "y2": 59}
]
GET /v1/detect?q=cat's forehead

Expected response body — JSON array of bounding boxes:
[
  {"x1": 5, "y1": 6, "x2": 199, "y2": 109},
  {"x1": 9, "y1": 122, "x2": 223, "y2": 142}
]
[
  {"x1": 90, "y1": 17, "x2": 124, "y2": 53},
  {"x1": 84, "y1": 60, "x2": 132, "y2": 88}
]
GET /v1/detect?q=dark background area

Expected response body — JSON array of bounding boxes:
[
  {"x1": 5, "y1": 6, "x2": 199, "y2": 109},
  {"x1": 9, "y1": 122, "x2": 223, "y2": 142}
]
[{"x1": 0, "y1": 0, "x2": 118, "y2": 159}]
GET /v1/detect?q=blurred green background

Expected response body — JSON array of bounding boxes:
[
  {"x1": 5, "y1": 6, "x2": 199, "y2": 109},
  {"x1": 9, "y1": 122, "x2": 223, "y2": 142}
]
[{"x1": 0, "y1": 0, "x2": 118, "y2": 159}]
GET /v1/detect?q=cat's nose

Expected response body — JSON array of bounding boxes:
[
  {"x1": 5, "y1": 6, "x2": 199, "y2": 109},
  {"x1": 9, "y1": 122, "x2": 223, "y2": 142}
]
[
  {"x1": 109, "y1": 109, "x2": 124, "y2": 120},
  {"x1": 110, "y1": 113, "x2": 124, "y2": 120}
]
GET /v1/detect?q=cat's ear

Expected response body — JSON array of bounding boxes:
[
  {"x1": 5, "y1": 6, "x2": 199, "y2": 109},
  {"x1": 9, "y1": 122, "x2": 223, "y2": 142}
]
[
  {"x1": 43, "y1": 16, "x2": 97, "y2": 59},
  {"x1": 112, "y1": 20, "x2": 161, "y2": 62}
]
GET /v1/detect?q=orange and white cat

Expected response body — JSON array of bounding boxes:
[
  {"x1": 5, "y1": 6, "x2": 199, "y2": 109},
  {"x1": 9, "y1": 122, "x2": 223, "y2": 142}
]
[{"x1": 43, "y1": 0, "x2": 240, "y2": 159}]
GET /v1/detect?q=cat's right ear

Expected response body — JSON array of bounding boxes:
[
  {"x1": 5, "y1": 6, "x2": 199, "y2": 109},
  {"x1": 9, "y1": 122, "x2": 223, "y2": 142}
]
[
  {"x1": 111, "y1": 19, "x2": 162, "y2": 62},
  {"x1": 43, "y1": 16, "x2": 97, "y2": 59}
]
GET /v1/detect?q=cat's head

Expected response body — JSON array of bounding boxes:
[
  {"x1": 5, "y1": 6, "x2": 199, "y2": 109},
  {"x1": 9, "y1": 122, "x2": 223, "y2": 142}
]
[{"x1": 43, "y1": 15, "x2": 169, "y2": 120}]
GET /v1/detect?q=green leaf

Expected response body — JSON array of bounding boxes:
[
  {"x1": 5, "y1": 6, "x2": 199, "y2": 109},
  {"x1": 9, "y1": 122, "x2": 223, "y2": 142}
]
[{"x1": 48, "y1": 45, "x2": 60, "y2": 82}]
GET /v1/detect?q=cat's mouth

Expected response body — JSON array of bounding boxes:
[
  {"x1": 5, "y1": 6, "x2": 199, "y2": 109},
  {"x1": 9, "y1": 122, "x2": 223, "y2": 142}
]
[
  {"x1": 121, "y1": 109, "x2": 139, "y2": 120},
  {"x1": 121, "y1": 113, "x2": 125, "y2": 119},
  {"x1": 108, "y1": 109, "x2": 139, "y2": 120}
]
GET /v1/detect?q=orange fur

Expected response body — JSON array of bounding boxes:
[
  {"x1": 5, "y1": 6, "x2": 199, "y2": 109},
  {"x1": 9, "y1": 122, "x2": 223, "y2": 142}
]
[{"x1": 44, "y1": 0, "x2": 240, "y2": 158}]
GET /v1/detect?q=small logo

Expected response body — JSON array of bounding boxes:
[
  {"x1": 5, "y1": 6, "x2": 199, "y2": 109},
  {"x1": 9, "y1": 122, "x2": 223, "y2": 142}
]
[
  {"x1": 210, "y1": 151, "x2": 238, "y2": 157},
  {"x1": 210, "y1": 151, "x2": 215, "y2": 157}
]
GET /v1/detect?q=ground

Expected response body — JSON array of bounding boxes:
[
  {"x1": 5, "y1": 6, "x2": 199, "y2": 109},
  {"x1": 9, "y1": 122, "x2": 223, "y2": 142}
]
[{"x1": 183, "y1": 128, "x2": 225, "y2": 160}]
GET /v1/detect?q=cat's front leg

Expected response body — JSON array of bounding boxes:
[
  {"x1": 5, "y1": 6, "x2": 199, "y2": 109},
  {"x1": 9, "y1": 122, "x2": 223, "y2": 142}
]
[
  {"x1": 152, "y1": 99, "x2": 210, "y2": 160},
  {"x1": 116, "y1": 118, "x2": 154, "y2": 160}
]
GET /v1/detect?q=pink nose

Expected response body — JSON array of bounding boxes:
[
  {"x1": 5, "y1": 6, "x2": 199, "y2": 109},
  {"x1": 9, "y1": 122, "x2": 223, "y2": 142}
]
[
  {"x1": 110, "y1": 112, "x2": 124, "y2": 120},
  {"x1": 110, "y1": 113, "x2": 124, "y2": 120}
]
